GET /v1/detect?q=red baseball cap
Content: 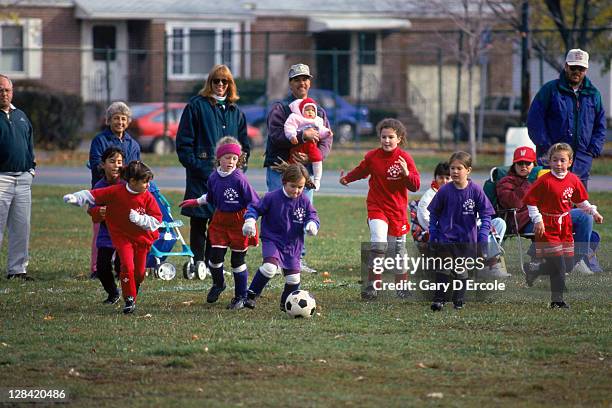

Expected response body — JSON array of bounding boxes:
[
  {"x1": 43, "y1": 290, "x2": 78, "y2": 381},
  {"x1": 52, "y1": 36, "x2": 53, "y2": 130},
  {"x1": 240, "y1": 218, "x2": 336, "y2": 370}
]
[{"x1": 513, "y1": 146, "x2": 536, "y2": 163}]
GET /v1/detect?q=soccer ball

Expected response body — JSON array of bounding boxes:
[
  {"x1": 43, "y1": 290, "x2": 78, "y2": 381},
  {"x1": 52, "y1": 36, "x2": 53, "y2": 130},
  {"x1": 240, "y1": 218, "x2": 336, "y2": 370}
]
[{"x1": 285, "y1": 290, "x2": 317, "y2": 318}]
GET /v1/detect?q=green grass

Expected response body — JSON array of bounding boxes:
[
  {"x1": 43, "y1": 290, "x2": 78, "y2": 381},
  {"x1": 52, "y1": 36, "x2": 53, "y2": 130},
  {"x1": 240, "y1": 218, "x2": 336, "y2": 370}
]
[{"x1": 0, "y1": 186, "x2": 610, "y2": 407}]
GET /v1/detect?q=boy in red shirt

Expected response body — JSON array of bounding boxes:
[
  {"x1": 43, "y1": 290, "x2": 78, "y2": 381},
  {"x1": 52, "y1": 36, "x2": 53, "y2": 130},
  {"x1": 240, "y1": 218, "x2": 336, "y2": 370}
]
[{"x1": 523, "y1": 143, "x2": 603, "y2": 308}]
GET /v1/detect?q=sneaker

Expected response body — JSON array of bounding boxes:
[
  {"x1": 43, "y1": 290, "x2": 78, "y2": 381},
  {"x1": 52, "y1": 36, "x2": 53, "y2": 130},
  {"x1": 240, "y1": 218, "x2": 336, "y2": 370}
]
[
  {"x1": 361, "y1": 284, "x2": 377, "y2": 300},
  {"x1": 550, "y1": 301, "x2": 570, "y2": 309},
  {"x1": 300, "y1": 259, "x2": 317, "y2": 274},
  {"x1": 244, "y1": 291, "x2": 257, "y2": 309},
  {"x1": 123, "y1": 297, "x2": 136, "y2": 314},
  {"x1": 206, "y1": 284, "x2": 226, "y2": 303},
  {"x1": 571, "y1": 259, "x2": 594, "y2": 275},
  {"x1": 103, "y1": 292, "x2": 120, "y2": 305},
  {"x1": 485, "y1": 262, "x2": 511, "y2": 278},
  {"x1": 453, "y1": 301, "x2": 464, "y2": 310},
  {"x1": 525, "y1": 269, "x2": 538, "y2": 287},
  {"x1": 430, "y1": 301, "x2": 444, "y2": 312},
  {"x1": 7, "y1": 273, "x2": 34, "y2": 281},
  {"x1": 396, "y1": 290, "x2": 412, "y2": 299},
  {"x1": 227, "y1": 297, "x2": 245, "y2": 310}
]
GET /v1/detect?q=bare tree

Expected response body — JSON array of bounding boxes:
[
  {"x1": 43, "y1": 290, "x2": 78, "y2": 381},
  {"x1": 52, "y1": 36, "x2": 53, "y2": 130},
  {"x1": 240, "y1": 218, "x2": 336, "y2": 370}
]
[{"x1": 488, "y1": 0, "x2": 612, "y2": 72}]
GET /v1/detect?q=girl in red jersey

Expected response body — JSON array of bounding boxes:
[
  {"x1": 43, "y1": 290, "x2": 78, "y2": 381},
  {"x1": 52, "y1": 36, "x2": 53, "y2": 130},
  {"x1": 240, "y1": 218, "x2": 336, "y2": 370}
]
[
  {"x1": 339, "y1": 118, "x2": 421, "y2": 300},
  {"x1": 64, "y1": 161, "x2": 162, "y2": 314},
  {"x1": 523, "y1": 143, "x2": 603, "y2": 308}
]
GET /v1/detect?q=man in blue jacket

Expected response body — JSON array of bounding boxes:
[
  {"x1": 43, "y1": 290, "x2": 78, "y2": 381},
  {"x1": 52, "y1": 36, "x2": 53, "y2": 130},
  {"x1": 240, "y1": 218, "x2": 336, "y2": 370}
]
[
  {"x1": 0, "y1": 74, "x2": 36, "y2": 280},
  {"x1": 527, "y1": 48, "x2": 606, "y2": 190}
]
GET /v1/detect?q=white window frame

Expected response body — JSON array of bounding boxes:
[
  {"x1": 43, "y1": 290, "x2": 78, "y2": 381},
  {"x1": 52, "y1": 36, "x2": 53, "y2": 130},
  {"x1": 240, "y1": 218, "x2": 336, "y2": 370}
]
[
  {"x1": 0, "y1": 18, "x2": 42, "y2": 79},
  {"x1": 166, "y1": 21, "x2": 242, "y2": 80}
]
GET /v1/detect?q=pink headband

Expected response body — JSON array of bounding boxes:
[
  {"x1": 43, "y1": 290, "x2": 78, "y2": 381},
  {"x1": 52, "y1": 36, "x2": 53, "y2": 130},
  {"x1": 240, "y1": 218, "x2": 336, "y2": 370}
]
[{"x1": 216, "y1": 143, "x2": 241, "y2": 159}]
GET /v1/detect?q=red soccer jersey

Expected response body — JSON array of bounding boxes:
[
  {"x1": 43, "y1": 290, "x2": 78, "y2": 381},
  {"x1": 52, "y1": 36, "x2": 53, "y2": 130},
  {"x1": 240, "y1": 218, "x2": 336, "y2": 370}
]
[
  {"x1": 523, "y1": 171, "x2": 588, "y2": 256},
  {"x1": 90, "y1": 184, "x2": 162, "y2": 246},
  {"x1": 344, "y1": 147, "x2": 420, "y2": 235}
]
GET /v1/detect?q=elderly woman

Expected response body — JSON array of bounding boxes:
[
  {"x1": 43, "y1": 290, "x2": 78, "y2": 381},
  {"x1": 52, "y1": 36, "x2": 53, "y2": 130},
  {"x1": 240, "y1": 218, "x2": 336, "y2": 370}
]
[
  {"x1": 88, "y1": 101, "x2": 141, "y2": 277},
  {"x1": 176, "y1": 64, "x2": 250, "y2": 280},
  {"x1": 89, "y1": 101, "x2": 141, "y2": 187}
]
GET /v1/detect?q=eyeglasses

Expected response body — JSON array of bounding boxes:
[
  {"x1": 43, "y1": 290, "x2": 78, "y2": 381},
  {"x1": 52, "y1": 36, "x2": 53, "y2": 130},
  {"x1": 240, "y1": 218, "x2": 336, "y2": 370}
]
[
  {"x1": 568, "y1": 65, "x2": 586, "y2": 72},
  {"x1": 212, "y1": 78, "x2": 229, "y2": 85},
  {"x1": 515, "y1": 161, "x2": 533, "y2": 166}
]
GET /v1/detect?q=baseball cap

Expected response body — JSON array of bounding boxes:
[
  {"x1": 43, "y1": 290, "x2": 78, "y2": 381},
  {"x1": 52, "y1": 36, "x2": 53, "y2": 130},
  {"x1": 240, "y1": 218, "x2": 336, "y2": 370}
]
[
  {"x1": 513, "y1": 146, "x2": 536, "y2": 163},
  {"x1": 565, "y1": 49, "x2": 589, "y2": 69},
  {"x1": 288, "y1": 63, "x2": 312, "y2": 79}
]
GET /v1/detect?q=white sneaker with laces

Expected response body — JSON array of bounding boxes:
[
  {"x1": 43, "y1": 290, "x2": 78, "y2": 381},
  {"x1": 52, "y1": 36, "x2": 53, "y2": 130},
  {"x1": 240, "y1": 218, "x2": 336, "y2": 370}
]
[
  {"x1": 571, "y1": 259, "x2": 594, "y2": 275},
  {"x1": 300, "y1": 259, "x2": 317, "y2": 274}
]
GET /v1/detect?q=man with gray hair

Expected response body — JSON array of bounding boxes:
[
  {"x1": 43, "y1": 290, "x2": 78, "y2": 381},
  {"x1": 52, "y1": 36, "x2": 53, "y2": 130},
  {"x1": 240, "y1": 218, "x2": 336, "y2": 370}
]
[
  {"x1": 0, "y1": 74, "x2": 36, "y2": 280},
  {"x1": 263, "y1": 63, "x2": 333, "y2": 273}
]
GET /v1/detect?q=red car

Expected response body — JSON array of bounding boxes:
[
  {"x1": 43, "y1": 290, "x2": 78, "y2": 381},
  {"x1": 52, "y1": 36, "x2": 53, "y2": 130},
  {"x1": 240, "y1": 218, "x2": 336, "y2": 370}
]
[{"x1": 128, "y1": 102, "x2": 263, "y2": 155}]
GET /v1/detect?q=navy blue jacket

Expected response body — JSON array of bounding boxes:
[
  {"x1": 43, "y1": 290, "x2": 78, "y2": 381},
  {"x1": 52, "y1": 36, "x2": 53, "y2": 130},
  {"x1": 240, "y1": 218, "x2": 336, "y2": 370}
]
[
  {"x1": 0, "y1": 107, "x2": 35, "y2": 172},
  {"x1": 176, "y1": 95, "x2": 249, "y2": 219},
  {"x1": 89, "y1": 128, "x2": 141, "y2": 187},
  {"x1": 527, "y1": 73, "x2": 606, "y2": 182}
]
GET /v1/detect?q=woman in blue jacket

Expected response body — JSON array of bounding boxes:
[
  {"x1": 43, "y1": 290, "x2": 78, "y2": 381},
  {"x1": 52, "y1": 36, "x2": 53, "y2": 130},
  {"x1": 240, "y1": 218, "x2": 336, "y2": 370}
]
[{"x1": 176, "y1": 64, "x2": 250, "y2": 272}]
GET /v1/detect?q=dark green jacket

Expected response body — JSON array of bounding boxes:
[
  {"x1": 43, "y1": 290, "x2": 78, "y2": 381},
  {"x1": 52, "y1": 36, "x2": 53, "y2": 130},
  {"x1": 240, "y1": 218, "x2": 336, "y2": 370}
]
[
  {"x1": 176, "y1": 95, "x2": 249, "y2": 218},
  {"x1": 0, "y1": 106, "x2": 35, "y2": 172}
]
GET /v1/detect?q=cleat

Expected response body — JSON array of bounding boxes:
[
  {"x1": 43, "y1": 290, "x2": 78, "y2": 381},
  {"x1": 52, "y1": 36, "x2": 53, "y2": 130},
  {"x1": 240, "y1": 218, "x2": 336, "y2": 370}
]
[
  {"x1": 123, "y1": 297, "x2": 136, "y2": 314},
  {"x1": 550, "y1": 301, "x2": 570, "y2": 309},
  {"x1": 361, "y1": 284, "x2": 377, "y2": 300},
  {"x1": 206, "y1": 284, "x2": 226, "y2": 303},
  {"x1": 396, "y1": 290, "x2": 412, "y2": 299},
  {"x1": 103, "y1": 292, "x2": 120, "y2": 305},
  {"x1": 430, "y1": 301, "x2": 444, "y2": 312},
  {"x1": 453, "y1": 301, "x2": 464, "y2": 310},
  {"x1": 227, "y1": 297, "x2": 245, "y2": 310},
  {"x1": 244, "y1": 291, "x2": 257, "y2": 309}
]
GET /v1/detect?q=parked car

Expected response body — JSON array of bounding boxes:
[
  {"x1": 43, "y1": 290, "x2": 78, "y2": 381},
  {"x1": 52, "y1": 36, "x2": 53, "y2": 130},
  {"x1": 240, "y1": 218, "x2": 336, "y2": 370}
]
[
  {"x1": 445, "y1": 95, "x2": 522, "y2": 142},
  {"x1": 124, "y1": 102, "x2": 263, "y2": 155},
  {"x1": 239, "y1": 88, "x2": 373, "y2": 144}
]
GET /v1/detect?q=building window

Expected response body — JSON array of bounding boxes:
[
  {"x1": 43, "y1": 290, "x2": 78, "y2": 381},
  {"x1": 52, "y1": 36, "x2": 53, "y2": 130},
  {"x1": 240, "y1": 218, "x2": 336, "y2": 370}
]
[
  {"x1": 167, "y1": 23, "x2": 240, "y2": 79},
  {"x1": 93, "y1": 26, "x2": 116, "y2": 61},
  {"x1": 0, "y1": 19, "x2": 42, "y2": 78},
  {"x1": 358, "y1": 33, "x2": 376, "y2": 65}
]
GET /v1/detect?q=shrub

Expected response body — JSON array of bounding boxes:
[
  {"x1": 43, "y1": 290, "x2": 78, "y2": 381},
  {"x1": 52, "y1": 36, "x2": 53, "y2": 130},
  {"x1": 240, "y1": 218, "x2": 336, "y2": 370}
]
[{"x1": 13, "y1": 84, "x2": 84, "y2": 150}]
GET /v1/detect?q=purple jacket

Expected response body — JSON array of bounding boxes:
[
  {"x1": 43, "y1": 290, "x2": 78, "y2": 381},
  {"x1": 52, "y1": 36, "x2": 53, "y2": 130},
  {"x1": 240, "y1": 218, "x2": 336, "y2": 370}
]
[
  {"x1": 427, "y1": 180, "x2": 495, "y2": 244},
  {"x1": 207, "y1": 169, "x2": 259, "y2": 212},
  {"x1": 89, "y1": 178, "x2": 125, "y2": 248},
  {"x1": 245, "y1": 189, "x2": 319, "y2": 264},
  {"x1": 263, "y1": 96, "x2": 332, "y2": 168}
]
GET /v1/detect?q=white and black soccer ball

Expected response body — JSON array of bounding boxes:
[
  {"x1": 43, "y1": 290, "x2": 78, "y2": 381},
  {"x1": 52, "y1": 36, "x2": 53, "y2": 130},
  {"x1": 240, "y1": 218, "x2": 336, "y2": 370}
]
[{"x1": 285, "y1": 290, "x2": 316, "y2": 319}]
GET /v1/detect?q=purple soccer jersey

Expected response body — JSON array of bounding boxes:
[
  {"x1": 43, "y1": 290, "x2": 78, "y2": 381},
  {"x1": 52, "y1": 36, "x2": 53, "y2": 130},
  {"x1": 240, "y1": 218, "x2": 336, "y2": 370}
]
[
  {"x1": 427, "y1": 180, "x2": 495, "y2": 244},
  {"x1": 245, "y1": 188, "x2": 319, "y2": 270},
  {"x1": 207, "y1": 169, "x2": 260, "y2": 212}
]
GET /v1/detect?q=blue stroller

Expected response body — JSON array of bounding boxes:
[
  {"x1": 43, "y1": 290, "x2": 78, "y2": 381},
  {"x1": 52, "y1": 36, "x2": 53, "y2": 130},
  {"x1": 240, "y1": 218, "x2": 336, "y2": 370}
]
[{"x1": 146, "y1": 182, "x2": 208, "y2": 280}]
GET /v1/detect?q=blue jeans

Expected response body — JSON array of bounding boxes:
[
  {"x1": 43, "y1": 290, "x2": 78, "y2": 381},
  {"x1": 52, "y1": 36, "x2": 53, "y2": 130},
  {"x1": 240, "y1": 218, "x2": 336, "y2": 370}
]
[{"x1": 265, "y1": 167, "x2": 313, "y2": 259}]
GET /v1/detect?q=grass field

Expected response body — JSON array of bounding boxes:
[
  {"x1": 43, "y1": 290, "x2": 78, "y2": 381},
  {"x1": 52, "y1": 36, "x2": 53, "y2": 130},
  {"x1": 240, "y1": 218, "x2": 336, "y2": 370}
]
[{"x1": 0, "y1": 186, "x2": 610, "y2": 407}]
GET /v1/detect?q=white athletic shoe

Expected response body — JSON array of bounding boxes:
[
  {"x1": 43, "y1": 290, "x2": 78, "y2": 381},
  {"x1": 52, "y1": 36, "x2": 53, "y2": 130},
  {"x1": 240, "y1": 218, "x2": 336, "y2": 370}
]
[{"x1": 571, "y1": 259, "x2": 594, "y2": 275}]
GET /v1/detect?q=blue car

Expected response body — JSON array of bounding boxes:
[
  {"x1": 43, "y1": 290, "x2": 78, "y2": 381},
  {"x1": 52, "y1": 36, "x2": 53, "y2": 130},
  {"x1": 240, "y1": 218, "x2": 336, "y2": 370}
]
[{"x1": 239, "y1": 88, "x2": 373, "y2": 144}]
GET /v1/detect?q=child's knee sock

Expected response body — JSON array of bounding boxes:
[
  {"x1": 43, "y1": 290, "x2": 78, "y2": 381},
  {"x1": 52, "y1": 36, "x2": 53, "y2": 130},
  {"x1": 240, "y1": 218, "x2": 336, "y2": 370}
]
[
  {"x1": 547, "y1": 256, "x2": 567, "y2": 302},
  {"x1": 433, "y1": 272, "x2": 450, "y2": 303},
  {"x1": 231, "y1": 251, "x2": 248, "y2": 298},
  {"x1": 208, "y1": 260, "x2": 225, "y2": 288},
  {"x1": 280, "y1": 273, "x2": 300, "y2": 306},
  {"x1": 248, "y1": 263, "x2": 276, "y2": 296}
]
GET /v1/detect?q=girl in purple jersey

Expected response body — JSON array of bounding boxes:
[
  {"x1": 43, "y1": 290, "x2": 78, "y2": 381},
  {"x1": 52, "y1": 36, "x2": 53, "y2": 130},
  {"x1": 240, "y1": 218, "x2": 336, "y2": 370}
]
[
  {"x1": 180, "y1": 137, "x2": 260, "y2": 310},
  {"x1": 242, "y1": 162, "x2": 320, "y2": 311}
]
